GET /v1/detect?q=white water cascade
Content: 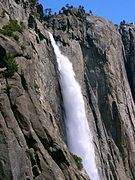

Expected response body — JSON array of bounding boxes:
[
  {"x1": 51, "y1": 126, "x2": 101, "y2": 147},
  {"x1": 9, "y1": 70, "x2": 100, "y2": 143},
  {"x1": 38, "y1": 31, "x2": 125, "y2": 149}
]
[{"x1": 49, "y1": 32, "x2": 100, "y2": 180}]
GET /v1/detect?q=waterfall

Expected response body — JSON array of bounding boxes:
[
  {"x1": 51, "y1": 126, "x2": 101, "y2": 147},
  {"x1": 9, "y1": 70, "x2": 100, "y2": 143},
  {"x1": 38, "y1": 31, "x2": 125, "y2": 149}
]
[{"x1": 49, "y1": 32, "x2": 100, "y2": 180}]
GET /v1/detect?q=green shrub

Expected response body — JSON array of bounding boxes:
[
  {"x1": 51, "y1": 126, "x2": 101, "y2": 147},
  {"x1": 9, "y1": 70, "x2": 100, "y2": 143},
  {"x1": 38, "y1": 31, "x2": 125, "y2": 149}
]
[
  {"x1": 0, "y1": 53, "x2": 18, "y2": 78},
  {"x1": 0, "y1": 19, "x2": 23, "y2": 37},
  {"x1": 71, "y1": 153, "x2": 83, "y2": 170}
]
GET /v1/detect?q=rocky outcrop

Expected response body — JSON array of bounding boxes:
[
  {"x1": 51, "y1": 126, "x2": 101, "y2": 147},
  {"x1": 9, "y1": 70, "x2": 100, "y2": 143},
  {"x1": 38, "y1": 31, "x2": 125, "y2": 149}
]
[
  {"x1": 0, "y1": 2, "x2": 88, "y2": 180},
  {"x1": 0, "y1": 2, "x2": 135, "y2": 180},
  {"x1": 47, "y1": 9, "x2": 135, "y2": 179},
  {"x1": 120, "y1": 24, "x2": 135, "y2": 102}
]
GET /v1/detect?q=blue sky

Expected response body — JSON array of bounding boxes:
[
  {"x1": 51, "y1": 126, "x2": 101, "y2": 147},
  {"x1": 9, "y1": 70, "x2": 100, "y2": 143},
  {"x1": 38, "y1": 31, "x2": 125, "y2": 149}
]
[{"x1": 38, "y1": 0, "x2": 135, "y2": 24}]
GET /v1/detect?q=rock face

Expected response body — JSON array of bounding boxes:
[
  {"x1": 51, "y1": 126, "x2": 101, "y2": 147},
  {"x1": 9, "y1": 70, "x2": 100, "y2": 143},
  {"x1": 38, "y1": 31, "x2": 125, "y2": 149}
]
[{"x1": 0, "y1": 2, "x2": 135, "y2": 180}]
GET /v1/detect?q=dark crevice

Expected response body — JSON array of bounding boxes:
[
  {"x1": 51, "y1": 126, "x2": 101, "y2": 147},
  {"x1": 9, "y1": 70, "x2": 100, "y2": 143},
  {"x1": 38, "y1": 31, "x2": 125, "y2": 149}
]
[
  {"x1": 104, "y1": 167, "x2": 110, "y2": 180},
  {"x1": 108, "y1": 141, "x2": 117, "y2": 169},
  {"x1": 57, "y1": 80, "x2": 67, "y2": 141},
  {"x1": 13, "y1": 53, "x2": 31, "y2": 60},
  {"x1": 110, "y1": 102, "x2": 128, "y2": 168},
  {"x1": 36, "y1": 36, "x2": 40, "y2": 44},
  {"x1": 86, "y1": 34, "x2": 95, "y2": 47},
  {"x1": 28, "y1": 15, "x2": 36, "y2": 29},
  {"x1": 25, "y1": 134, "x2": 37, "y2": 149},
  {"x1": 32, "y1": 165, "x2": 40, "y2": 177},
  {"x1": 54, "y1": 35, "x2": 69, "y2": 46},
  {"x1": 35, "y1": 153, "x2": 42, "y2": 172},
  {"x1": 124, "y1": 61, "x2": 135, "y2": 100},
  {"x1": 0, "y1": 45, "x2": 6, "y2": 61},
  {"x1": 121, "y1": 28, "x2": 135, "y2": 102},
  {"x1": 46, "y1": 38, "x2": 49, "y2": 46},
  {"x1": 111, "y1": 101, "x2": 122, "y2": 151},
  {"x1": 51, "y1": 148, "x2": 69, "y2": 167},
  {"x1": 35, "y1": 28, "x2": 45, "y2": 41},
  {"x1": 108, "y1": 159, "x2": 118, "y2": 180},
  {"x1": 49, "y1": 113, "x2": 54, "y2": 126},
  {"x1": 19, "y1": 73, "x2": 28, "y2": 90},
  {"x1": 30, "y1": 41, "x2": 38, "y2": 54},
  {"x1": 24, "y1": 134, "x2": 41, "y2": 178},
  {"x1": 11, "y1": 104, "x2": 30, "y2": 130},
  {"x1": 24, "y1": 133, "x2": 43, "y2": 178},
  {"x1": 15, "y1": 0, "x2": 20, "y2": 4}
]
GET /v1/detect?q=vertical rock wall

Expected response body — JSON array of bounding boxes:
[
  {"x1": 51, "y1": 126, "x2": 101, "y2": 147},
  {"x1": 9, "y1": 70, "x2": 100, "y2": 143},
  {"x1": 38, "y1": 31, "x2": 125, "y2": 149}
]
[
  {"x1": 47, "y1": 10, "x2": 135, "y2": 179},
  {"x1": 0, "y1": 2, "x2": 135, "y2": 180}
]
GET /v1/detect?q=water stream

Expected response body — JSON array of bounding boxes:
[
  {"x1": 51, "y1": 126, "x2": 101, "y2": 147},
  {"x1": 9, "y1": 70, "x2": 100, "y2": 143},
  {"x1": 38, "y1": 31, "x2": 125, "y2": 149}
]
[{"x1": 49, "y1": 32, "x2": 100, "y2": 180}]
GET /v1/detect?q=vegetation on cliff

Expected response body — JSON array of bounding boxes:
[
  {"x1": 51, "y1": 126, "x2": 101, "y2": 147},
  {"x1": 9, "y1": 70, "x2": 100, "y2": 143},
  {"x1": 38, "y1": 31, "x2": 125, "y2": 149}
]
[
  {"x1": 0, "y1": 19, "x2": 23, "y2": 41},
  {"x1": 71, "y1": 153, "x2": 83, "y2": 170},
  {"x1": 0, "y1": 19, "x2": 23, "y2": 35},
  {"x1": 0, "y1": 46, "x2": 18, "y2": 78}
]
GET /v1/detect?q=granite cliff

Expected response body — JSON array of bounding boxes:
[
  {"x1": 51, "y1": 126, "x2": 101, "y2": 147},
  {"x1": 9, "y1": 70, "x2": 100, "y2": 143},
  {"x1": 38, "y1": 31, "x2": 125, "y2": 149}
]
[{"x1": 0, "y1": 1, "x2": 135, "y2": 180}]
